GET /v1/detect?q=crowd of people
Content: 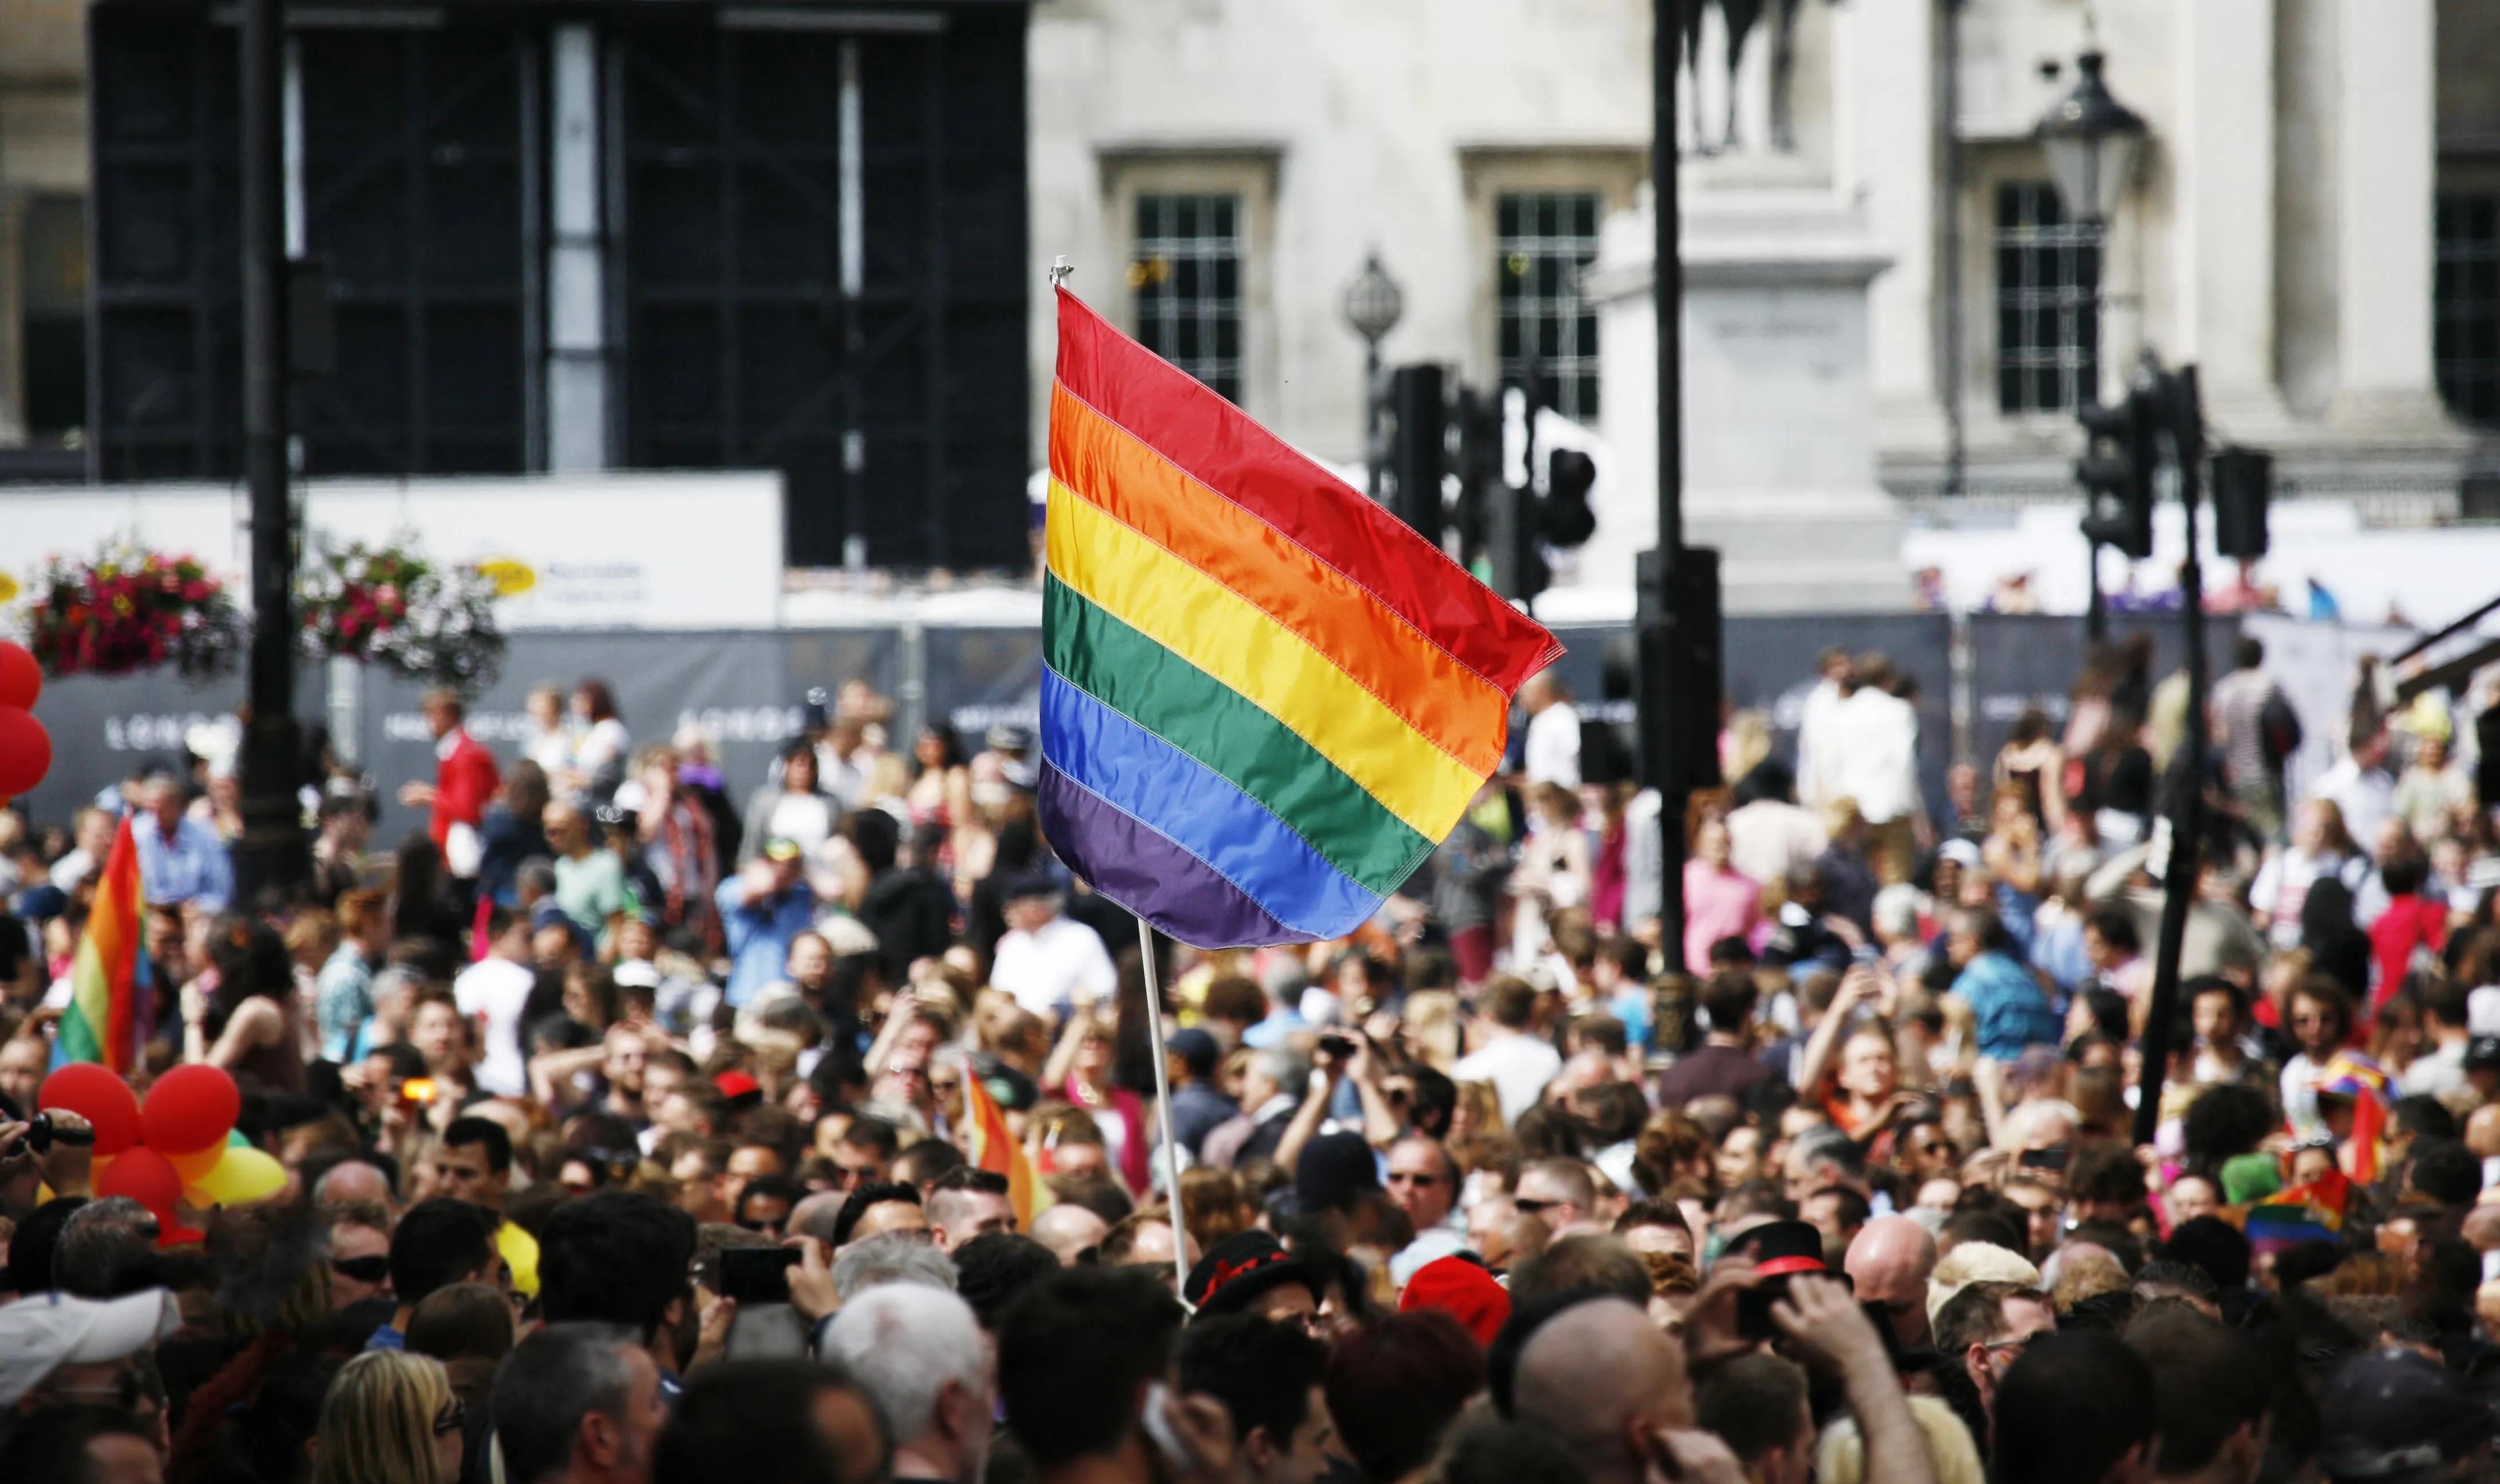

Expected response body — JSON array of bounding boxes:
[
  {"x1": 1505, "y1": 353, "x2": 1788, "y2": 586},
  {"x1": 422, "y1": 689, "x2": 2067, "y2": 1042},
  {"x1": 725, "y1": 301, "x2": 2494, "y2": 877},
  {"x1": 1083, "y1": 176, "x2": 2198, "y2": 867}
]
[{"x1": 2, "y1": 632, "x2": 2499, "y2": 1484}]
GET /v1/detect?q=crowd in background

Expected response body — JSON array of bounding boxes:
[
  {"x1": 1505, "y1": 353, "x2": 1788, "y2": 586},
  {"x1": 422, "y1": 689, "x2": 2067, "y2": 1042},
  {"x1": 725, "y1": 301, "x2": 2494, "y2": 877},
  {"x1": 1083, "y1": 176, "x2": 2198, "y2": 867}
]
[{"x1": 2, "y1": 630, "x2": 2500, "y2": 1484}]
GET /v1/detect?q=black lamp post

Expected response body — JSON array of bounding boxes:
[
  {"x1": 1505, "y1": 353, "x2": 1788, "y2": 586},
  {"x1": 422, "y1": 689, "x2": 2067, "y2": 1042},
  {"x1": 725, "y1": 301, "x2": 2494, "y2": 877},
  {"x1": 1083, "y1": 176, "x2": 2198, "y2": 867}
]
[
  {"x1": 2039, "y1": 51, "x2": 2147, "y2": 642},
  {"x1": 1342, "y1": 251, "x2": 1403, "y2": 502}
]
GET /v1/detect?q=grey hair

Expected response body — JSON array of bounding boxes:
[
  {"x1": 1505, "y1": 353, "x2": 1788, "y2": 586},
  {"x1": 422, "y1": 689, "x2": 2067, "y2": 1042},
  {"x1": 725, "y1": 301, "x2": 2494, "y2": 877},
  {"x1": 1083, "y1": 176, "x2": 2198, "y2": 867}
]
[
  {"x1": 833, "y1": 1231, "x2": 958, "y2": 1302},
  {"x1": 1249, "y1": 1046, "x2": 1308, "y2": 1091},
  {"x1": 821, "y1": 1283, "x2": 987, "y2": 1446},
  {"x1": 54, "y1": 1197, "x2": 160, "y2": 1299},
  {"x1": 489, "y1": 1323, "x2": 641, "y2": 1484},
  {"x1": 1790, "y1": 1125, "x2": 1868, "y2": 1184},
  {"x1": 1871, "y1": 884, "x2": 1924, "y2": 943}
]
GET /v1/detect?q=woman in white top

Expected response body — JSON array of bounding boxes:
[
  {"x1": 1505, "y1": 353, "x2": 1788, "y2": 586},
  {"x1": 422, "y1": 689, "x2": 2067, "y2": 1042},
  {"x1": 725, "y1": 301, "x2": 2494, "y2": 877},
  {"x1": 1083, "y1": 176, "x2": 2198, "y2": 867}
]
[
  {"x1": 569, "y1": 679, "x2": 631, "y2": 804},
  {"x1": 741, "y1": 742, "x2": 842, "y2": 863},
  {"x1": 522, "y1": 683, "x2": 575, "y2": 775},
  {"x1": 2250, "y1": 798, "x2": 2362, "y2": 950}
]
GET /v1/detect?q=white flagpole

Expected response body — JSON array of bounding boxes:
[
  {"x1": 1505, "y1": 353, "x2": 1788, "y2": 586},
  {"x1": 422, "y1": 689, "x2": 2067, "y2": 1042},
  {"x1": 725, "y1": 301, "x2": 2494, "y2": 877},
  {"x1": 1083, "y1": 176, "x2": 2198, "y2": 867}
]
[{"x1": 1136, "y1": 917, "x2": 1191, "y2": 1296}]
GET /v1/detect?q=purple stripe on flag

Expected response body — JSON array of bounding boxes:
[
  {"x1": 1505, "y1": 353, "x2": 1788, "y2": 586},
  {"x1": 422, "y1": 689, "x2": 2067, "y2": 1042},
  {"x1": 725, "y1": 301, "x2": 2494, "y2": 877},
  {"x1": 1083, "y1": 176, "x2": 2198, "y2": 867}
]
[{"x1": 1038, "y1": 761, "x2": 1315, "y2": 949}]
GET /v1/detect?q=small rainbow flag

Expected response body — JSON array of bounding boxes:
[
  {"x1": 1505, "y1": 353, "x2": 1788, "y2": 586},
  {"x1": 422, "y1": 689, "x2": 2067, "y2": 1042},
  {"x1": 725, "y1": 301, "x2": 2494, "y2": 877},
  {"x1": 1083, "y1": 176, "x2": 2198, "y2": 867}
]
[
  {"x1": 57, "y1": 813, "x2": 151, "y2": 1074},
  {"x1": 1042, "y1": 288, "x2": 1560, "y2": 947},
  {"x1": 963, "y1": 1060, "x2": 1048, "y2": 1227},
  {"x1": 2242, "y1": 1169, "x2": 2351, "y2": 1255}
]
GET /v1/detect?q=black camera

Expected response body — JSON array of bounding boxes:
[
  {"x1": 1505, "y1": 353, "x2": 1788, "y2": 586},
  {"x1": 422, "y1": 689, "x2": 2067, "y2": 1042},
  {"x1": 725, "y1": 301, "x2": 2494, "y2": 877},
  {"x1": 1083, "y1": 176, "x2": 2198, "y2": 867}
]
[{"x1": 25, "y1": 1114, "x2": 97, "y2": 1154}]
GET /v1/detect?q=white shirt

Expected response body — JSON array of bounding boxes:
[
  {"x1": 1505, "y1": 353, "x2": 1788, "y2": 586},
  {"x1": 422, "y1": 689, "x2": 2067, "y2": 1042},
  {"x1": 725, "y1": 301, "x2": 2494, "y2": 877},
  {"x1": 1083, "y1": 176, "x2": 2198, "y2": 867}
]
[
  {"x1": 1726, "y1": 798, "x2": 1827, "y2": 888},
  {"x1": 2404, "y1": 1038, "x2": 2467, "y2": 1101},
  {"x1": 1797, "y1": 678, "x2": 1848, "y2": 811},
  {"x1": 2309, "y1": 759, "x2": 2396, "y2": 850},
  {"x1": 990, "y1": 915, "x2": 1118, "y2": 1017},
  {"x1": 1524, "y1": 703, "x2": 1582, "y2": 789},
  {"x1": 454, "y1": 956, "x2": 538, "y2": 1097},
  {"x1": 1825, "y1": 688, "x2": 1921, "y2": 824},
  {"x1": 1453, "y1": 1031, "x2": 1563, "y2": 1125}
]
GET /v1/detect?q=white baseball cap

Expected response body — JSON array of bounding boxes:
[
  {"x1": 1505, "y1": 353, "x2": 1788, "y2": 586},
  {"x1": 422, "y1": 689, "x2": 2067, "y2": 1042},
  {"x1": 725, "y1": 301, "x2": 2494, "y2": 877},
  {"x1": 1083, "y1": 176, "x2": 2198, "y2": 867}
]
[{"x1": 0, "y1": 1288, "x2": 181, "y2": 1410}]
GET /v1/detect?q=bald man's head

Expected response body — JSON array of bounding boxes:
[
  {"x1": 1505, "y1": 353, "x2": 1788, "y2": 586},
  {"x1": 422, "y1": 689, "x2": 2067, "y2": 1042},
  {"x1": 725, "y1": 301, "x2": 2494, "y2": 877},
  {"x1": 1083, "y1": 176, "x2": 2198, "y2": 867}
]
[
  {"x1": 315, "y1": 1160, "x2": 397, "y2": 1212},
  {"x1": 2468, "y1": 1103, "x2": 2500, "y2": 1161},
  {"x1": 1845, "y1": 1215, "x2": 1937, "y2": 1350},
  {"x1": 1029, "y1": 1203, "x2": 1111, "y2": 1266},
  {"x1": 1512, "y1": 1298, "x2": 1687, "y2": 1484}
]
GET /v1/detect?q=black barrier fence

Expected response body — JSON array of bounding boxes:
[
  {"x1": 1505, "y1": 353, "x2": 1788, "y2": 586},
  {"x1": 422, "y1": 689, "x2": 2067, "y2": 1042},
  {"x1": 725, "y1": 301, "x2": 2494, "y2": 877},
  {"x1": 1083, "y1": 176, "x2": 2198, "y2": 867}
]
[
  {"x1": 1965, "y1": 612, "x2": 2244, "y2": 777},
  {"x1": 1545, "y1": 616, "x2": 1957, "y2": 826},
  {"x1": 16, "y1": 612, "x2": 2373, "y2": 853}
]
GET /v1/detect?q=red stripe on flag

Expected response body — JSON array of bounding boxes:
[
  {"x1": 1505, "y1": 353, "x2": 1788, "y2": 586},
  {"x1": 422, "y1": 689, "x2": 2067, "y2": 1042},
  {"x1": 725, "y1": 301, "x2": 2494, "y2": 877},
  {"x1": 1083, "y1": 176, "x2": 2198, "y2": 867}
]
[{"x1": 1054, "y1": 289, "x2": 1561, "y2": 695}]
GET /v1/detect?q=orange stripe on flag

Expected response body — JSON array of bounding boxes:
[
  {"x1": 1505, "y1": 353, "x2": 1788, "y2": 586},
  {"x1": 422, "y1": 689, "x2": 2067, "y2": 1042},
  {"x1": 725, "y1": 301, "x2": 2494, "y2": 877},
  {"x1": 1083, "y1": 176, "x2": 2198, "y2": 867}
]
[{"x1": 962, "y1": 1063, "x2": 1049, "y2": 1228}]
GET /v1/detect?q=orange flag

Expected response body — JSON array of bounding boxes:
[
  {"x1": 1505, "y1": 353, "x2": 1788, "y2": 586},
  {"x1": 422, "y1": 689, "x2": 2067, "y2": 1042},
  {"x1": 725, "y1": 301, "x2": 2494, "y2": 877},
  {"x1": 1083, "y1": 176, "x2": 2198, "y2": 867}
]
[{"x1": 962, "y1": 1061, "x2": 1049, "y2": 1227}]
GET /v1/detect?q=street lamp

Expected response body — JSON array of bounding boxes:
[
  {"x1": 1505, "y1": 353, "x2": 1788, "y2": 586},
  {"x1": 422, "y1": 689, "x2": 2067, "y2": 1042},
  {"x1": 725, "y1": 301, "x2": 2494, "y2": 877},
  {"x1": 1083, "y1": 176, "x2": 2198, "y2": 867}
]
[
  {"x1": 2037, "y1": 52, "x2": 2147, "y2": 229},
  {"x1": 1341, "y1": 251, "x2": 1403, "y2": 501},
  {"x1": 2038, "y1": 50, "x2": 2146, "y2": 641}
]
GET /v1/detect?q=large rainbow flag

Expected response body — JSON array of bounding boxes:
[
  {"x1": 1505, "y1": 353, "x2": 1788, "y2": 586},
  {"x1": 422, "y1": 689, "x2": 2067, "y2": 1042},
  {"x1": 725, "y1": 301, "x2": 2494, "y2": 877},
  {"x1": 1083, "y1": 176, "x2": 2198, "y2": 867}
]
[
  {"x1": 1042, "y1": 289, "x2": 1561, "y2": 947},
  {"x1": 57, "y1": 812, "x2": 151, "y2": 1073}
]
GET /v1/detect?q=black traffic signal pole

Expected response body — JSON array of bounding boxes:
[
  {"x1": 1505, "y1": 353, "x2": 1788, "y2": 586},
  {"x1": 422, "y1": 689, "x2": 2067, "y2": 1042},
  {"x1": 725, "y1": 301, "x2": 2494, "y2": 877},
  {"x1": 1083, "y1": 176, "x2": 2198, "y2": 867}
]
[
  {"x1": 1645, "y1": 0, "x2": 1690, "y2": 955},
  {"x1": 234, "y1": 0, "x2": 308, "y2": 903},
  {"x1": 2133, "y1": 364, "x2": 2209, "y2": 1148}
]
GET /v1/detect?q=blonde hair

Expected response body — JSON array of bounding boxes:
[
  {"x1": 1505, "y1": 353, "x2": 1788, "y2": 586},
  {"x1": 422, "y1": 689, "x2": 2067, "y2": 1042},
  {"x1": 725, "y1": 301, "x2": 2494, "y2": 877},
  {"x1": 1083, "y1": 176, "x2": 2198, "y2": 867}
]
[
  {"x1": 1815, "y1": 1395, "x2": 1985, "y2": 1484},
  {"x1": 315, "y1": 1351, "x2": 454, "y2": 1484}
]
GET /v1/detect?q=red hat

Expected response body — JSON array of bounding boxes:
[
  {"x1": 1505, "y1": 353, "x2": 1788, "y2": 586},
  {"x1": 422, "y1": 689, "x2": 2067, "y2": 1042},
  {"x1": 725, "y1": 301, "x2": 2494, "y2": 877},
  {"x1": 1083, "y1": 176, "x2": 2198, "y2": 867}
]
[{"x1": 1399, "y1": 1256, "x2": 1511, "y2": 1347}]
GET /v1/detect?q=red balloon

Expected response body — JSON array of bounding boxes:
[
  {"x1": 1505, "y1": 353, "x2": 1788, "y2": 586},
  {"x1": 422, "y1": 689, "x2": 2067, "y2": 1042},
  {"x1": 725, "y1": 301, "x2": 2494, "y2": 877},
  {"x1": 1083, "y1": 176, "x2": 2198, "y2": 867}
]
[
  {"x1": 0, "y1": 705, "x2": 50, "y2": 799},
  {"x1": 0, "y1": 640, "x2": 35, "y2": 709},
  {"x1": 142, "y1": 1065, "x2": 242, "y2": 1155},
  {"x1": 95, "y1": 1145, "x2": 182, "y2": 1216},
  {"x1": 36, "y1": 1063, "x2": 142, "y2": 1156}
]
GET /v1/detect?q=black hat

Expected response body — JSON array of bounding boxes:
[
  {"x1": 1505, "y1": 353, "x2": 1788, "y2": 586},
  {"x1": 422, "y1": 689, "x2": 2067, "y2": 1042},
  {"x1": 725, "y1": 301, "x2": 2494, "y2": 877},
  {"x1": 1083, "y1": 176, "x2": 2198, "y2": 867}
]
[
  {"x1": 2466, "y1": 1036, "x2": 2500, "y2": 1073},
  {"x1": 1183, "y1": 1231, "x2": 1312, "y2": 1319},
  {"x1": 1004, "y1": 871, "x2": 1061, "y2": 904},
  {"x1": 1166, "y1": 1028, "x2": 1220, "y2": 1080},
  {"x1": 1295, "y1": 1131, "x2": 1383, "y2": 1214},
  {"x1": 1722, "y1": 1218, "x2": 1830, "y2": 1279},
  {"x1": 2320, "y1": 1348, "x2": 2494, "y2": 1482}
]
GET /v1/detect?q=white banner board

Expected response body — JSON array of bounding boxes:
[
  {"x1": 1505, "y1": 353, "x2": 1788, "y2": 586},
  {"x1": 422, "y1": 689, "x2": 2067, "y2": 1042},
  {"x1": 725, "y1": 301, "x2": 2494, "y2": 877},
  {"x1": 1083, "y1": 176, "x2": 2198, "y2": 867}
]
[{"x1": 0, "y1": 470, "x2": 784, "y2": 631}]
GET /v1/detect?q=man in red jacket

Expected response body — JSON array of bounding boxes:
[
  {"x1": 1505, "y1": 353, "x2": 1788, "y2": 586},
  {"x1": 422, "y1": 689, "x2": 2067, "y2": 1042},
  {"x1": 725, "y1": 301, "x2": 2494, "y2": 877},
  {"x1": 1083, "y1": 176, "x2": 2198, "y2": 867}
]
[{"x1": 399, "y1": 688, "x2": 501, "y2": 876}]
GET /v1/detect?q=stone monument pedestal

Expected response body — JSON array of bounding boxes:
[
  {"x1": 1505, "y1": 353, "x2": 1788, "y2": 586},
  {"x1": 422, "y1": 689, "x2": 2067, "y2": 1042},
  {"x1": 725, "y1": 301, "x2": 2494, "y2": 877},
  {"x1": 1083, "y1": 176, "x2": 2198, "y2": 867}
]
[{"x1": 1584, "y1": 198, "x2": 1908, "y2": 614}]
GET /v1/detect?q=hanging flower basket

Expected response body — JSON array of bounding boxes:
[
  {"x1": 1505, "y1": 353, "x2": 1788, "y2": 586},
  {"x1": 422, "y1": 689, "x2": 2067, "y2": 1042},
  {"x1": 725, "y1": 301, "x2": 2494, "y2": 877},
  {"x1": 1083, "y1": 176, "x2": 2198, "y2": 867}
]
[
  {"x1": 23, "y1": 540, "x2": 248, "y2": 680},
  {"x1": 297, "y1": 537, "x2": 506, "y2": 697}
]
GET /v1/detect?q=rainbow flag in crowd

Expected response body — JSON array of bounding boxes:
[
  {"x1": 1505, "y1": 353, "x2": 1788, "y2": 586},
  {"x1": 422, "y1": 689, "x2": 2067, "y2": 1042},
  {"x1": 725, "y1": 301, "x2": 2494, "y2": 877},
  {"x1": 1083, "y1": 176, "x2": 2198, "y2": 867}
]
[
  {"x1": 1041, "y1": 289, "x2": 1560, "y2": 947},
  {"x1": 963, "y1": 1060, "x2": 1048, "y2": 1226},
  {"x1": 56, "y1": 813, "x2": 151, "y2": 1073},
  {"x1": 2242, "y1": 1168, "x2": 2352, "y2": 1254}
]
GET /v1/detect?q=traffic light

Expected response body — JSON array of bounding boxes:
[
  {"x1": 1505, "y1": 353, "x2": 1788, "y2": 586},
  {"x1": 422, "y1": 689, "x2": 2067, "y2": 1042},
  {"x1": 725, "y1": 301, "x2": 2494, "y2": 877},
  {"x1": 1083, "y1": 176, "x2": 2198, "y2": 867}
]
[
  {"x1": 2076, "y1": 391, "x2": 2155, "y2": 559},
  {"x1": 2210, "y1": 445, "x2": 2272, "y2": 559},
  {"x1": 1544, "y1": 448, "x2": 1598, "y2": 547},
  {"x1": 1488, "y1": 469, "x2": 1546, "y2": 607},
  {"x1": 1450, "y1": 386, "x2": 1501, "y2": 567},
  {"x1": 1634, "y1": 546, "x2": 1723, "y2": 796},
  {"x1": 1385, "y1": 364, "x2": 1446, "y2": 547}
]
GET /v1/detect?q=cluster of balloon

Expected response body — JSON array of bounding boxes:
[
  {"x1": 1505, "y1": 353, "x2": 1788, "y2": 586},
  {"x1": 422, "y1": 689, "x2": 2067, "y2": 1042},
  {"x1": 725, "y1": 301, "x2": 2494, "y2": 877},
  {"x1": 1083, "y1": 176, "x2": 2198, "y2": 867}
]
[
  {"x1": 34, "y1": 1063, "x2": 287, "y2": 1244},
  {"x1": 0, "y1": 639, "x2": 48, "y2": 802}
]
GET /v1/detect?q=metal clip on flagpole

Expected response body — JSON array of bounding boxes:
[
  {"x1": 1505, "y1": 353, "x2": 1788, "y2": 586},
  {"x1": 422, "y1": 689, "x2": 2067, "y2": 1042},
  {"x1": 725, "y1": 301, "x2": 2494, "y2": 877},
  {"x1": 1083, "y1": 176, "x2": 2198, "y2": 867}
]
[
  {"x1": 1136, "y1": 917, "x2": 1191, "y2": 1297},
  {"x1": 1050, "y1": 256, "x2": 1073, "y2": 289}
]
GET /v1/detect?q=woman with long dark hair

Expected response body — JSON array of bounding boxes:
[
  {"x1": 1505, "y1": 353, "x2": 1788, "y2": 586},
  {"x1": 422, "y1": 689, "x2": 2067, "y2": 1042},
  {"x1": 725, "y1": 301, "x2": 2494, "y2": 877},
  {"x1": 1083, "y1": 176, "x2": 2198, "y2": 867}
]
[{"x1": 184, "y1": 913, "x2": 307, "y2": 1092}]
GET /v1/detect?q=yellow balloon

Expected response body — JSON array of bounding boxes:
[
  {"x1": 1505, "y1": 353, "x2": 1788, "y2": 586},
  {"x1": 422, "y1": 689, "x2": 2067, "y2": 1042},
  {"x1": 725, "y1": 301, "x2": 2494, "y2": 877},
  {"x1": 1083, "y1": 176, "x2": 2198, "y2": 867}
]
[{"x1": 191, "y1": 1146, "x2": 287, "y2": 1207}]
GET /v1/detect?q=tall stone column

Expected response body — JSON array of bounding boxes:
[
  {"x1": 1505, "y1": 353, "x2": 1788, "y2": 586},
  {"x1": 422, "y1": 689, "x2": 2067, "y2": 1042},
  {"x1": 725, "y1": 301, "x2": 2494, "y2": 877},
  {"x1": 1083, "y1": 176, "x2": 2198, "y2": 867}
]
[
  {"x1": 2173, "y1": 0, "x2": 2295, "y2": 435},
  {"x1": 1838, "y1": 0, "x2": 1944, "y2": 457},
  {"x1": 2327, "y1": 0, "x2": 2456, "y2": 438}
]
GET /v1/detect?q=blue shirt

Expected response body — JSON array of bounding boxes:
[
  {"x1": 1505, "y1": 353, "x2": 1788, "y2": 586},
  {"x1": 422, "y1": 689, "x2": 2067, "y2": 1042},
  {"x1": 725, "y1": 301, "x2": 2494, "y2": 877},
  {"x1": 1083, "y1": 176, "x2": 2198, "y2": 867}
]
[
  {"x1": 1950, "y1": 951, "x2": 2062, "y2": 1062},
  {"x1": 1241, "y1": 1007, "x2": 1307, "y2": 1049},
  {"x1": 365, "y1": 1323, "x2": 406, "y2": 1352},
  {"x1": 315, "y1": 943, "x2": 376, "y2": 1062},
  {"x1": 135, "y1": 816, "x2": 233, "y2": 912},
  {"x1": 717, "y1": 876, "x2": 818, "y2": 1008}
]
